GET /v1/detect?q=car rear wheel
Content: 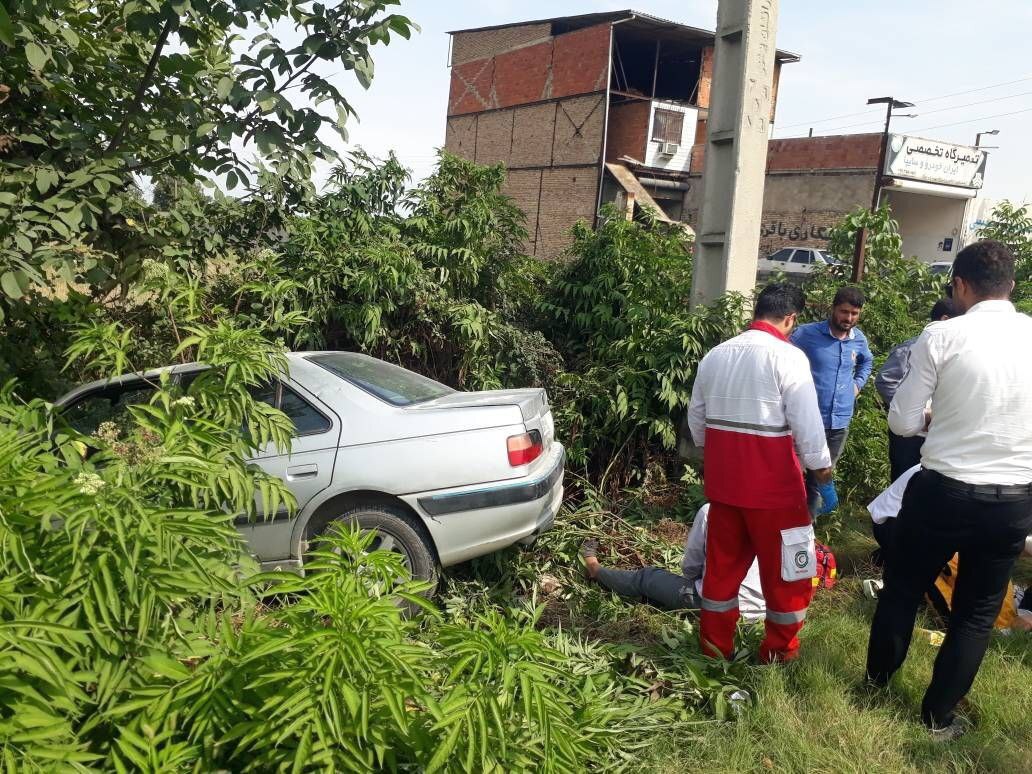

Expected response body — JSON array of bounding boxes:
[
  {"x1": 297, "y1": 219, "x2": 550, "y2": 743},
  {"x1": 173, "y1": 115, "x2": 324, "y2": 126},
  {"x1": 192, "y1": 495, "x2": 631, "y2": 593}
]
[{"x1": 318, "y1": 504, "x2": 438, "y2": 595}]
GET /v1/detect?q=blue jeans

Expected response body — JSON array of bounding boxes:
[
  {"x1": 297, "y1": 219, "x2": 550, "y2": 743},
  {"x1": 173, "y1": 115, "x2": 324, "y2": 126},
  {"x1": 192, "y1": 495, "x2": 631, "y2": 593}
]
[{"x1": 806, "y1": 427, "x2": 849, "y2": 517}]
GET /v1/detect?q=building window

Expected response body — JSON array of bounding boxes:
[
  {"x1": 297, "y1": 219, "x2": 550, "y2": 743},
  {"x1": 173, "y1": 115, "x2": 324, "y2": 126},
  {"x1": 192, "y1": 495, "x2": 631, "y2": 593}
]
[{"x1": 651, "y1": 108, "x2": 684, "y2": 143}]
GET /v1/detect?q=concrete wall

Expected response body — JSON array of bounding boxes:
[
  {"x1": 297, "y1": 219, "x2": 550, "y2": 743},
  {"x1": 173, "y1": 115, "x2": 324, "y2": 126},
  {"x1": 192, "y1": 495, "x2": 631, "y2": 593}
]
[{"x1": 884, "y1": 189, "x2": 969, "y2": 263}]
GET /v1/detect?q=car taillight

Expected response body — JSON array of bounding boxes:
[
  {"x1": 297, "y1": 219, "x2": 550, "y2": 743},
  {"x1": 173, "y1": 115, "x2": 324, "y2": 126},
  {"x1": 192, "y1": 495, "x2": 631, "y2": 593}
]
[{"x1": 507, "y1": 430, "x2": 542, "y2": 466}]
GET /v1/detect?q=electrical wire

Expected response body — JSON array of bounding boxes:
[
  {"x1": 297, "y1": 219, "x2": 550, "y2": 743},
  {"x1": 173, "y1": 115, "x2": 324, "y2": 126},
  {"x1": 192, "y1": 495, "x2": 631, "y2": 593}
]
[
  {"x1": 812, "y1": 90, "x2": 1032, "y2": 134},
  {"x1": 778, "y1": 74, "x2": 1032, "y2": 130},
  {"x1": 912, "y1": 105, "x2": 1032, "y2": 133}
]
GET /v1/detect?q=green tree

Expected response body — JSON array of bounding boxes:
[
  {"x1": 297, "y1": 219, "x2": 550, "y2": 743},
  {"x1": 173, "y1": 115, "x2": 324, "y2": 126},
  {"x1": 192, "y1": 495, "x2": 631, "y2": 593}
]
[
  {"x1": 976, "y1": 200, "x2": 1032, "y2": 312},
  {"x1": 0, "y1": 0, "x2": 415, "y2": 311}
]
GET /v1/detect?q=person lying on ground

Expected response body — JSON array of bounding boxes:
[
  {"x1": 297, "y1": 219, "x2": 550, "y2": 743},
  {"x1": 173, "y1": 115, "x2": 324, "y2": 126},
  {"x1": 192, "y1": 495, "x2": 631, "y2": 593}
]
[
  {"x1": 866, "y1": 463, "x2": 1025, "y2": 631},
  {"x1": 581, "y1": 503, "x2": 836, "y2": 618}
]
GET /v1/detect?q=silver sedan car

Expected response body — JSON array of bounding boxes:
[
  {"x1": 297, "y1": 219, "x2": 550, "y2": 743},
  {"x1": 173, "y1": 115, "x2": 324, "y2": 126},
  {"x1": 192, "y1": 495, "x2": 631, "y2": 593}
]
[{"x1": 55, "y1": 352, "x2": 565, "y2": 587}]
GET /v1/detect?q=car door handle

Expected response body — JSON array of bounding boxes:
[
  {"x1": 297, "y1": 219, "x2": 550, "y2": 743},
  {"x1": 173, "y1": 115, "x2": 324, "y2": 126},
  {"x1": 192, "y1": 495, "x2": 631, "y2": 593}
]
[{"x1": 286, "y1": 464, "x2": 319, "y2": 480}]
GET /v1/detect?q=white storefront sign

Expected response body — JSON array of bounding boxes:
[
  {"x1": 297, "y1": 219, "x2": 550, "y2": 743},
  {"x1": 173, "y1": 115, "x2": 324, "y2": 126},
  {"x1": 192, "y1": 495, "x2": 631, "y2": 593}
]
[{"x1": 884, "y1": 134, "x2": 987, "y2": 189}]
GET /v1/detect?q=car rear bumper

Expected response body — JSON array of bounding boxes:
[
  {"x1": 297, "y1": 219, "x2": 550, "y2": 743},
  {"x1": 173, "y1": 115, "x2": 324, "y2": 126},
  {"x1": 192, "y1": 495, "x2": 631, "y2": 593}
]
[{"x1": 404, "y1": 444, "x2": 565, "y2": 567}]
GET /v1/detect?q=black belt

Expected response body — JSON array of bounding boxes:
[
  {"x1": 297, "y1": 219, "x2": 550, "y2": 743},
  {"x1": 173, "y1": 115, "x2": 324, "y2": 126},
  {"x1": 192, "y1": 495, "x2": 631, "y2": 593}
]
[{"x1": 924, "y1": 468, "x2": 1032, "y2": 498}]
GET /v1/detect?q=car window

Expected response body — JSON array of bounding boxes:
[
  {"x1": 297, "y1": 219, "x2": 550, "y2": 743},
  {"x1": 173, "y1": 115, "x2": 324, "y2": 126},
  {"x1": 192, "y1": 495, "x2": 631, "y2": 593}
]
[
  {"x1": 789, "y1": 250, "x2": 811, "y2": 264},
  {"x1": 280, "y1": 385, "x2": 331, "y2": 435},
  {"x1": 247, "y1": 381, "x2": 330, "y2": 436},
  {"x1": 769, "y1": 248, "x2": 794, "y2": 262},
  {"x1": 308, "y1": 353, "x2": 453, "y2": 407},
  {"x1": 63, "y1": 383, "x2": 155, "y2": 436}
]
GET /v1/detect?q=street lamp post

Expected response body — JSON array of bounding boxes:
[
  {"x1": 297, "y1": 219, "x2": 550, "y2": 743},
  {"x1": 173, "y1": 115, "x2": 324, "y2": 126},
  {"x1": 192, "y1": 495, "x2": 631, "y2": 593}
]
[
  {"x1": 851, "y1": 96, "x2": 915, "y2": 281},
  {"x1": 975, "y1": 128, "x2": 1000, "y2": 148},
  {"x1": 868, "y1": 97, "x2": 916, "y2": 211}
]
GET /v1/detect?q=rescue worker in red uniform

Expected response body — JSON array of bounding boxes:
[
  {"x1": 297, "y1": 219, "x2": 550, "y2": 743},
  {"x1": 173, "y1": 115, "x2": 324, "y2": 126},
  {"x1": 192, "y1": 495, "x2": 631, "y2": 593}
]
[{"x1": 686, "y1": 283, "x2": 832, "y2": 662}]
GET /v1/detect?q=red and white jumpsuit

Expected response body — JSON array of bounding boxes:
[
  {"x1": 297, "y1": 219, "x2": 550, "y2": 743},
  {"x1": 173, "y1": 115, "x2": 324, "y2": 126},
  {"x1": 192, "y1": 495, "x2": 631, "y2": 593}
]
[{"x1": 686, "y1": 321, "x2": 831, "y2": 662}]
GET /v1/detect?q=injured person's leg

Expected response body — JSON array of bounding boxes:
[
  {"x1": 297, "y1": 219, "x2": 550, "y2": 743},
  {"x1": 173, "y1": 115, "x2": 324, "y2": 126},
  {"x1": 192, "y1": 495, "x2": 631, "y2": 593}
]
[{"x1": 582, "y1": 540, "x2": 699, "y2": 611}]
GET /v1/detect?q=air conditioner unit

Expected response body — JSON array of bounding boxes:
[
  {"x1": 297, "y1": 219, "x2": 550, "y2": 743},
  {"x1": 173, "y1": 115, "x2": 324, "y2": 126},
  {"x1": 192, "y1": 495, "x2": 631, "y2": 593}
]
[{"x1": 658, "y1": 141, "x2": 679, "y2": 156}]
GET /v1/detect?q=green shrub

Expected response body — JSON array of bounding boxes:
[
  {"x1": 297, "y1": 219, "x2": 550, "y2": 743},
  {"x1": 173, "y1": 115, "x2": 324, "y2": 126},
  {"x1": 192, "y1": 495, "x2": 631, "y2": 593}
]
[{"x1": 541, "y1": 208, "x2": 745, "y2": 482}]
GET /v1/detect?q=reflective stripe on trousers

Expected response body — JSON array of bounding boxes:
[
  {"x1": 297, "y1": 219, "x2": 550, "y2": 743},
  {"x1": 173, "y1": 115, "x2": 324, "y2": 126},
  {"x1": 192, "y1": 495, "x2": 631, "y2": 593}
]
[
  {"x1": 700, "y1": 595, "x2": 739, "y2": 613},
  {"x1": 766, "y1": 607, "x2": 807, "y2": 625}
]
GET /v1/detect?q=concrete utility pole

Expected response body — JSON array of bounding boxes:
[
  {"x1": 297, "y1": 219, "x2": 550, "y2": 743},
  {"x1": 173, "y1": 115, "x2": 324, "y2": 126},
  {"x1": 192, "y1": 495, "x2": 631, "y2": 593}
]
[{"x1": 690, "y1": 0, "x2": 780, "y2": 308}]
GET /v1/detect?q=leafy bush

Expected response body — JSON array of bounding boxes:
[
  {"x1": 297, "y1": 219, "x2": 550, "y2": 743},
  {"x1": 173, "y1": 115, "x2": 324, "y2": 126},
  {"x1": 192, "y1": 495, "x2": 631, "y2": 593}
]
[
  {"x1": 0, "y1": 0, "x2": 415, "y2": 308},
  {"x1": 0, "y1": 326, "x2": 293, "y2": 767},
  {"x1": 541, "y1": 209, "x2": 745, "y2": 482},
  {"x1": 0, "y1": 396, "x2": 685, "y2": 770},
  {"x1": 977, "y1": 200, "x2": 1032, "y2": 313}
]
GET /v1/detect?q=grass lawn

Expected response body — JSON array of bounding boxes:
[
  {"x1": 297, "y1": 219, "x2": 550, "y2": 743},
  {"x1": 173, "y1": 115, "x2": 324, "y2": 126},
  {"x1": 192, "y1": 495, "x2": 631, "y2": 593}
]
[{"x1": 454, "y1": 489, "x2": 1032, "y2": 773}]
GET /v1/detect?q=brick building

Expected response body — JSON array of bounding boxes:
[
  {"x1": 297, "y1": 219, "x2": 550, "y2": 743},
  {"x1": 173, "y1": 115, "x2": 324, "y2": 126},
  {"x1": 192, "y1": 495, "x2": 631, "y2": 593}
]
[
  {"x1": 445, "y1": 10, "x2": 989, "y2": 264},
  {"x1": 445, "y1": 10, "x2": 798, "y2": 259}
]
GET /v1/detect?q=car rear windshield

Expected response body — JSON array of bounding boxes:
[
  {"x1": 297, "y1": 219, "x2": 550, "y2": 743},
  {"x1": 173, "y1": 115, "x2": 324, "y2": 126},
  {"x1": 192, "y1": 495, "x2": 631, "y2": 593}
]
[{"x1": 308, "y1": 353, "x2": 454, "y2": 406}]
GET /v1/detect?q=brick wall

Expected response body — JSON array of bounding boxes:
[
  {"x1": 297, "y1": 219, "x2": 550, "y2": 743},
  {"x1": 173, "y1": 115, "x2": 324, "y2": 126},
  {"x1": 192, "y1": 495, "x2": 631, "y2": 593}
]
[
  {"x1": 450, "y1": 24, "x2": 552, "y2": 66},
  {"x1": 690, "y1": 133, "x2": 882, "y2": 175},
  {"x1": 552, "y1": 94, "x2": 606, "y2": 166},
  {"x1": 697, "y1": 46, "x2": 714, "y2": 108},
  {"x1": 445, "y1": 92, "x2": 605, "y2": 258},
  {"x1": 537, "y1": 167, "x2": 600, "y2": 259},
  {"x1": 605, "y1": 100, "x2": 650, "y2": 162},
  {"x1": 447, "y1": 23, "x2": 611, "y2": 116},
  {"x1": 501, "y1": 169, "x2": 543, "y2": 256},
  {"x1": 445, "y1": 94, "x2": 605, "y2": 171},
  {"x1": 767, "y1": 134, "x2": 882, "y2": 171},
  {"x1": 497, "y1": 166, "x2": 600, "y2": 260}
]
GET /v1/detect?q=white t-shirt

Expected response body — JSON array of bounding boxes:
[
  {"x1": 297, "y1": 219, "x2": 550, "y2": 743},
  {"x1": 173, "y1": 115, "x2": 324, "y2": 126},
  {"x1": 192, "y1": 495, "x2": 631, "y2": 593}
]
[
  {"x1": 866, "y1": 464, "x2": 922, "y2": 524},
  {"x1": 681, "y1": 504, "x2": 766, "y2": 620}
]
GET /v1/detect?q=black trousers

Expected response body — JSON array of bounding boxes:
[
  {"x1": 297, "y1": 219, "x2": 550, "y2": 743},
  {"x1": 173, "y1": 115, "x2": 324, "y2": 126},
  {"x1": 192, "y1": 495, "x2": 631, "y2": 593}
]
[
  {"x1": 888, "y1": 430, "x2": 925, "y2": 483},
  {"x1": 865, "y1": 469, "x2": 1032, "y2": 728}
]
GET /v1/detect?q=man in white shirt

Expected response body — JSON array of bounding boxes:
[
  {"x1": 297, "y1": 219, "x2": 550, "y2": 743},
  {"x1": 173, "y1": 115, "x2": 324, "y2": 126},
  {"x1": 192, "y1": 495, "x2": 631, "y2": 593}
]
[
  {"x1": 865, "y1": 240, "x2": 1032, "y2": 741},
  {"x1": 582, "y1": 503, "x2": 766, "y2": 619}
]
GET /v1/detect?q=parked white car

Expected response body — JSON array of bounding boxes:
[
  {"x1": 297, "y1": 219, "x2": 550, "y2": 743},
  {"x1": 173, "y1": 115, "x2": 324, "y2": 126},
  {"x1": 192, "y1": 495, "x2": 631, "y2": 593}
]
[
  {"x1": 55, "y1": 352, "x2": 565, "y2": 587},
  {"x1": 928, "y1": 261, "x2": 953, "y2": 276},
  {"x1": 757, "y1": 247, "x2": 839, "y2": 276}
]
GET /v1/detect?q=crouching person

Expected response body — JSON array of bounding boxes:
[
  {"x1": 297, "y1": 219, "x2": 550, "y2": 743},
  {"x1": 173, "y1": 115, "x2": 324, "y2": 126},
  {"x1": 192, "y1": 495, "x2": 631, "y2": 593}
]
[
  {"x1": 582, "y1": 502, "x2": 838, "y2": 623},
  {"x1": 583, "y1": 503, "x2": 765, "y2": 618}
]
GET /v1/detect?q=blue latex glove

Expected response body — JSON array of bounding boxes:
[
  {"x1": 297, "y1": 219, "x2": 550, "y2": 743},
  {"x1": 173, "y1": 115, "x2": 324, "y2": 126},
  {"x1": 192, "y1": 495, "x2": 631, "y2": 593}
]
[{"x1": 816, "y1": 480, "x2": 839, "y2": 515}]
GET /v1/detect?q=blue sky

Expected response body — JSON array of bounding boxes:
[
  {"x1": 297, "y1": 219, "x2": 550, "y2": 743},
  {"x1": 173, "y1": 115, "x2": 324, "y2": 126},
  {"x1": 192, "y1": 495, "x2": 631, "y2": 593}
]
[{"x1": 328, "y1": 0, "x2": 1031, "y2": 203}]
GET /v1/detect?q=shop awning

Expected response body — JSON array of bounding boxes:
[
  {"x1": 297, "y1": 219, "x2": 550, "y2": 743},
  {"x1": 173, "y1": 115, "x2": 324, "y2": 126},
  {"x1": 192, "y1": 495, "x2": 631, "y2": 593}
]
[{"x1": 882, "y1": 177, "x2": 978, "y2": 200}]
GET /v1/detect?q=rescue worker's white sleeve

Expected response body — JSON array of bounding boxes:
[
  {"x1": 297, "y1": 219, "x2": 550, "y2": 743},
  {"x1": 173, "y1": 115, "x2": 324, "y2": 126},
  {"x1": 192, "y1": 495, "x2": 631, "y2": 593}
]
[
  {"x1": 680, "y1": 503, "x2": 709, "y2": 580},
  {"x1": 686, "y1": 354, "x2": 710, "y2": 447},
  {"x1": 779, "y1": 349, "x2": 832, "y2": 470}
]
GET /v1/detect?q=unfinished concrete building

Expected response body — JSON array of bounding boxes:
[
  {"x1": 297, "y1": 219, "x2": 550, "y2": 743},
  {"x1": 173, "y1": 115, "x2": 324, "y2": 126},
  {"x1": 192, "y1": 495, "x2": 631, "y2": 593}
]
[{"x1": 444, "y1": 10, "x2": 799, "y2": 259}]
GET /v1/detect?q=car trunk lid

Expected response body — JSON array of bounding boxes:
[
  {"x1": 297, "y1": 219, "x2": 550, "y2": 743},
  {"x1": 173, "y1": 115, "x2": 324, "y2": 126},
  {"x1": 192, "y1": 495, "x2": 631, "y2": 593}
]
[{"x1": 408, "y1": 388, "x2": 554, "y2": 450}]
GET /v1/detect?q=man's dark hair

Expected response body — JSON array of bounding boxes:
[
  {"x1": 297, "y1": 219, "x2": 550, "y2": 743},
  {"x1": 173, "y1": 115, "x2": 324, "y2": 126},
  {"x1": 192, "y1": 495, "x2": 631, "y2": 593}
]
[
  {"x1": 930, "y1": 297, "x2": 956, "y2": 321},
  {"x1": 952, "y1": 239, "x2": 1015, "y2": 297},
  {"x1": 832, "y1": 286, "x2": 865, "y2": 308},
  {"x1": 754, "y1": 282, "x2": 805, "y2": 320}
]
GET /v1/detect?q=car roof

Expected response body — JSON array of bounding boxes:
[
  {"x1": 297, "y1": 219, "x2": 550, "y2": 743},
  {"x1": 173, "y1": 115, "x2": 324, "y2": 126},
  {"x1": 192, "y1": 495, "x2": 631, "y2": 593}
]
[{"x1": 53, "y1": 351, "x2": 357, "y2": 407}]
